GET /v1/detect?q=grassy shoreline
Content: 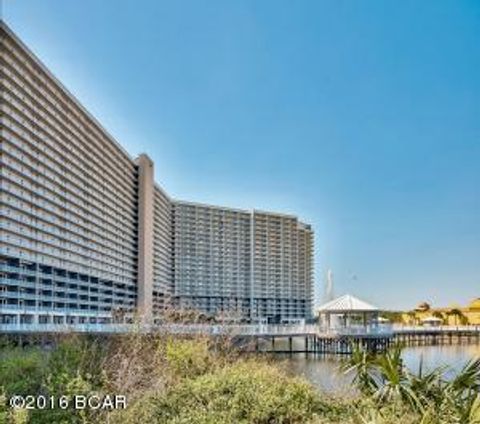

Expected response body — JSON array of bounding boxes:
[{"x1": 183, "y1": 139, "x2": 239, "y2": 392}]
[{"x1": 1, "y1": 334, "x2": 479, "y2": 423}]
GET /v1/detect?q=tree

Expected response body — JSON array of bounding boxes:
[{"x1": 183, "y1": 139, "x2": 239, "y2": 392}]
[
  {"x1": 432, "y1": 311, "x2": 445, "y2": 324},
  {"x1": 416, "y1": 302, "x2": 431, "y2": 312},
  {"x1": 447, "y1": 308, "x2": 465, "y2": 326},
  {"x1": 407, "y1": 311, "x2": 417, "y2": 325}
]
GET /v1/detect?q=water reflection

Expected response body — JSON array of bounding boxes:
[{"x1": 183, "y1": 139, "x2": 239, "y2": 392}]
[{"x1": 276, "y1": 344, "x2": 480, "y2": 393}]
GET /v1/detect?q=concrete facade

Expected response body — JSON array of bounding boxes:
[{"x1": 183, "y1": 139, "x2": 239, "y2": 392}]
[
  {"x1": 152, "y1": 185, "x2": 174, "y2": 316},
  {"x1": 169, "y1": 203, "x2": 314, "y2": 322},
  {"x1": 0, "y1": 22, "x2": 314, "y2": 325},
  {"x1": 135, "y1": 154, "x2": 155, "y2": 321}
]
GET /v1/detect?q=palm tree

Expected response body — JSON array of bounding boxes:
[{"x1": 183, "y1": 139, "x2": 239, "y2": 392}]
[
  {"x1": 416, "y1": 302, "x2": 431, "y2": 312},
  {"x1": 343, "y1": 346, "x2": 480, "y2": 422},
  {"x1": 407, "y1": 311, "x2": 417, "y2": 325},
  {"x1": 373, "y1": 345, "x2": 421, "y2": 409},
  {"x1": 447, "y1": 308, "x2": 464, "y2": 326},
  {"x1": 341, "y1": 345, "x2": 378, "y2": 395},
  {"x1": 445, "y1": 358, "x2": 480, "y2": 422},
  {"x1": 432, "y1": 311, "x2": 445, "y2": 324}
]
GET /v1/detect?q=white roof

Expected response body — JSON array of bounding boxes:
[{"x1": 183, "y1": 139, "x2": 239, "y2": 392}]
[
  {"x1": 421, "y1": 316, "x2": 442, "y2": 322},
  {"x1": 317, "y1": 294, "x2": 379, "y2": 313}
]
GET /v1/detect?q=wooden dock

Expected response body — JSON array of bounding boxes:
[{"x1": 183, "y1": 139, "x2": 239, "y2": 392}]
[
  {"x1": 236, "y1": 326, "x2": 480, "y2": 355},
  {"x1": 394, "y1": 327, "x2": 480, "y2": 347},
  {"x1": 237, "y1": 333, "x2": 393, "y2": 355}
]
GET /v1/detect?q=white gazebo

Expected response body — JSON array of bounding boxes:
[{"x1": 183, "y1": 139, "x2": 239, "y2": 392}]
[
  {"x1": 421, "y1": 316, "x2": 443, "y2": 327},
  {"x1": 317, "y1": 294, "x2": 380, "y2": 331}
]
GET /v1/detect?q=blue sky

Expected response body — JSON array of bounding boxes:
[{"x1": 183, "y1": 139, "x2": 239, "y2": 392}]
[{"x1": 3, "y1": 0, "x2": 479, "y2": 310}]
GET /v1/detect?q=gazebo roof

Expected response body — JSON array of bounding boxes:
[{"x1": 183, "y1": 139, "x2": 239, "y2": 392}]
[
  {"x1": 317, "y1": 294, "x2": 379, "y2": 313},
  {"x1": 421, "y1": 316, "x2": 442, "y2": 322}
]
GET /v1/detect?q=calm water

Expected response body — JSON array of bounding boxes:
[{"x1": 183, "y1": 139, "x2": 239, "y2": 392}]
[{"x1": 277, "y1": 344, "x2": 480, "y2": 394}]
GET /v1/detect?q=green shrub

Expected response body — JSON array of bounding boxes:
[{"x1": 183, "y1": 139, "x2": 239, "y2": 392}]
[
  {"x1": 149, "y1": 361, "x2": 327, "y2": 423},
  {"x1": 165, "y1": 337, "x2": 214, "y2": 379},
  {"x1": 46, "y1": 336, "x2": 105, "y2": 390},
  {"x1": 0, "y1": 348, "x2": 45, "y2": 396},
  {"x1": 2, "y1": 336, "x2": 480, "y2": 424}
]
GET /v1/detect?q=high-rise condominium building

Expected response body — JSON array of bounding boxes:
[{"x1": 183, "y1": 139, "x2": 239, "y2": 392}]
[
  {"x1": 0, "y1": 22, "x2": 313, "y2": 326},
  {"x1": 173, "y1": 202, "x2": 313, "y2": 321}
]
